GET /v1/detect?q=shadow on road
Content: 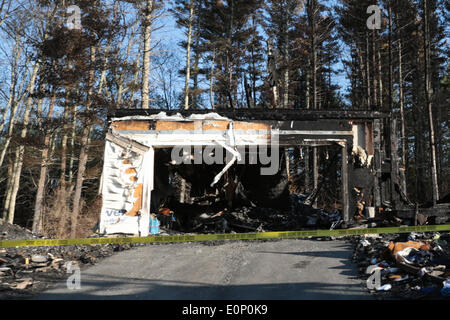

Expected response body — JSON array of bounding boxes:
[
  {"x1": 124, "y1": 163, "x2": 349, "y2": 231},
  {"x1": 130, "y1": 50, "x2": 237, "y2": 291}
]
[
  {"x1": 36, "y1": 243, "x2": 369, "y2": 300},
  {"x1": 257, "y1": 242, "x2": 355, "y2": 259},
  {"x1": 257, "y1": 243, "x2": 361, "y2": 279},
  {"x1": 36, "y1": 274, "x2": 370, "y2": 300}
]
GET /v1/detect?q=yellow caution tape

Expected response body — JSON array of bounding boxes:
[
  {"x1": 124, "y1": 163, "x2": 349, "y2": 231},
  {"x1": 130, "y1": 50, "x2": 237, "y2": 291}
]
[{"x1": 0, "y1": 224, "x2": 450, "y2": 248}]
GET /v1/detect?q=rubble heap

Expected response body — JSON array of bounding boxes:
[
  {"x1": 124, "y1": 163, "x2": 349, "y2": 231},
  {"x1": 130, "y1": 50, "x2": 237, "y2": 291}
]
[
  {"x1": 159, "y1": 193, "x2": 344, "y2": 234},
  {"x1": 0, "y1": 221, "x2": 38, "y2": 241},
  {"x1": 161, "y1": 205, "x2": 342, "y2": 234},
  {"x1": 0, "y1": 220, "x2": 135, "y2": 299},
  {"x1": 351, "y1": 231, "x2": 450, "y2": 299}
]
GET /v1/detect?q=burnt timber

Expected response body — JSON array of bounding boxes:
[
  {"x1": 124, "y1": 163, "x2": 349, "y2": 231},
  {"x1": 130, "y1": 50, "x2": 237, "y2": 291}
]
[{"x1": 112, "y1": 108, "x2": 390, "y2": 121}]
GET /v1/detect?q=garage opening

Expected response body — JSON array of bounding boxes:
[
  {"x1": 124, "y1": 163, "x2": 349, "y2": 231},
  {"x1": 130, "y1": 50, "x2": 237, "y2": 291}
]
[{"x1": 99, "y1": 109, "x2": 392, "y2": 236}]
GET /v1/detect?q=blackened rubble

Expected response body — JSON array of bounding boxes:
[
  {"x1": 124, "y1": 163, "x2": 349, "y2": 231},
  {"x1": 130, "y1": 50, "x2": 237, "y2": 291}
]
[
  {"x1": 0, "y1": 220, "x2": 135, "y2": 299},
  {"x1": 156, "y1": 193, "x2": 344, "y2": 234},
  {"x1": 350, "y1": 231, "x2": 450, "y2": 299},
  {"x1": 0, "y1": 221, "x2": 39, "y2": 241}
]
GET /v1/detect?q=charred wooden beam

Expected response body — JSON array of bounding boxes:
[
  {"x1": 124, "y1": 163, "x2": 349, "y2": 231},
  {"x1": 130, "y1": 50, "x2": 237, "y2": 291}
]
[
  {"x1": 389, "y1": 119, "x2": 401, "y2": 208},
  {"x1": 278, "y1": 136, "x2": 353, "y2": 147},
  {"x1": 395, "y1": 205, "x2": 450, "y2": 218},
  {"x1": 373, "y1": 119, "x2": 382, "y2": 207},
  {"x1": 342, "y1": 143, "x2": 349, "y2": 222},
  {"x1": 111, "y1": 109, "x2": 391, "y2": 121},
  {"x1": 112, "y1": 119, "x2": 354, "y2": 133},
  {"x1": 105, "y1": 132, "x2": 150, "y2": 154}
]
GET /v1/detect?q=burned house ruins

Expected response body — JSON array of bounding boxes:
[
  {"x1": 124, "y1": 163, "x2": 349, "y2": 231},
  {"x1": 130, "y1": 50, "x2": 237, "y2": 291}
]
[{"x1": 98, "y1": 109, "x2": 447, "y2": 236}]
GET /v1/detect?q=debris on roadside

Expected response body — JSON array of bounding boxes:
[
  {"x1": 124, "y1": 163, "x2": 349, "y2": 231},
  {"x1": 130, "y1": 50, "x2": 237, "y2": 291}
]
[
  {"x1": 351, "y1": 231, "x2": 450, "y2": 299},
  {"x1": 0, "y1": 220, "x2": 138, "y2": 299},
  {"x1": 0, "y1": 221, "x2": 40, "y2": 241}
]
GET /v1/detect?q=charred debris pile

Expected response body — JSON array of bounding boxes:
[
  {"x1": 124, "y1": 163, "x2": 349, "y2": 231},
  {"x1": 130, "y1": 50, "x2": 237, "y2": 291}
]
[
  {"x1": 0, "y1": 220, "x2": 135, "y2": 299},
  {"x1": 158, "y1": 194, "x2": 345, "y2": 235},
  {"x1": 154, "y1": 190, "x2": 448, "y2": 236},
  {"x1": 351, "y1": 231, "x2": 450, "y2": 299}
]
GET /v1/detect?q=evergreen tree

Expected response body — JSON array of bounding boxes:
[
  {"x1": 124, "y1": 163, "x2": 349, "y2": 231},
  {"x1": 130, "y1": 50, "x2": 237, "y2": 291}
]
[{"x1": 197, "y1": 0, "x2": 263, "y2": 109}]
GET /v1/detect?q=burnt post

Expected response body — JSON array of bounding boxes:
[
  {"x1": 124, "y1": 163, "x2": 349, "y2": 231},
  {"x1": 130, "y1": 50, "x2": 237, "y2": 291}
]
[
  {"x1": 373, "y1": 119, "x2": 382, "y2": 207},
  {"x1": 389, "y1": 118, "x2": 400, "y2": 208},
  {"x1": 341, "y1": 142, "x2": 349, "y2": 222},
  {"x1": 146, "y1": 146, "x2": 155, "y2": 215}
]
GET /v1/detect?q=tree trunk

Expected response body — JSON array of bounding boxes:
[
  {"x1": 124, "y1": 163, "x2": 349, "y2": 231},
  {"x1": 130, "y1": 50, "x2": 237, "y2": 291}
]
[
  {"x1": 388, "y1": 1, "x2": 393, "y2": 111},
  {"x1": 183, "y1": 0, "x2": 194, "y2": 110},
  {"x1": 32, "y1": 92, "x2": 56, "y2": 233},
  {"x1": 423, "y1": 0, "x2": 439, "y2": 204},
  {"x1": 60, "y1": 95, "x2": 70, "y2": 187},
  {"x1": 305, "y1": 64, "x2": 310, "y2": 192},
  {"x1": 244, "y1": 73, "x2": 253, "y2": 108},
  {"x1": 283, "y1": 6, "x2": 290, "y2": 109},
  {"x1": 378, "y1": 49, "x2": 383, "y2": 109},
  {"x1": 0, "y1": 37, "x2": 22, "y2": 136},
  {"x1": 3, "y1": 59, "x2": 40, "y2": 223},
  {"x1": 310, "y1": 3, "x2": 318, "y2": 198},
  {"x1": 1, "y1": 160, "x2": 14, "y2": 220},
  {"x1": 251, "y1": 15, "x2": 257, "y2": 108},
  {"x1": 0, "y1": 63, "x2": 31, "y2": 169},
  {"x1": 366, "y1": 33, "x2": 371, "y2": 109},
  {"x1": 141, "y1": 0, "x2": 153, "y2": 109},
  {"x1": 210, "y1": 49, "x2": 216, "y2": 110},
  {"x1": 268, "y1": 39, "x2": 278, "y2": 106},
  {"x1": 372, "y1": 30, "x2": 378, "y2": 109},
  {"x1": 0, "y1": 29, "x2": 27, "y2": 168},
  {"x1": 397, "y1": 25, "x2": 407, "y2": 180},
  {"x1": 68, "y1": 105, "x2": 77, "y2": 185},
  {"x1": 117, "y1": 25, "x2": 137, "y2": 105},
  {"x1": 56, "y1": 89, "x2": 73, "y2": 237},
  {"x1": 70, "y1": 46, "x2": 96, "y2": 238},
  {"x1": 356, "y1": 47, "x2": 366, "y2": 109}
]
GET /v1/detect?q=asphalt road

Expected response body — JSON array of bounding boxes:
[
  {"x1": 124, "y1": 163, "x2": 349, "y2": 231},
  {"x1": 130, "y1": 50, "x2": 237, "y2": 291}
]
[{"x1": 37, "y1": 239, "x2": 371, "y2": 300}]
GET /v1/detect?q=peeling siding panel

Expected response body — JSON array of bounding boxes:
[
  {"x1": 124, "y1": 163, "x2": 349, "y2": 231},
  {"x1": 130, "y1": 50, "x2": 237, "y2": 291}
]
[
  {"x1": 112, "y1": 120, "x2": 150, "y2": 131},
  {"x1": 99, "y1": 140, "x2": 149, "y2": 236}
]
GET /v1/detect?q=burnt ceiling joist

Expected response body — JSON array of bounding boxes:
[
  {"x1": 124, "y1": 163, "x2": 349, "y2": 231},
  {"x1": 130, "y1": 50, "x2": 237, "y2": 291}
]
[{"x1": 111, "y1": 109, "x2": 391, "y2": 121}]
